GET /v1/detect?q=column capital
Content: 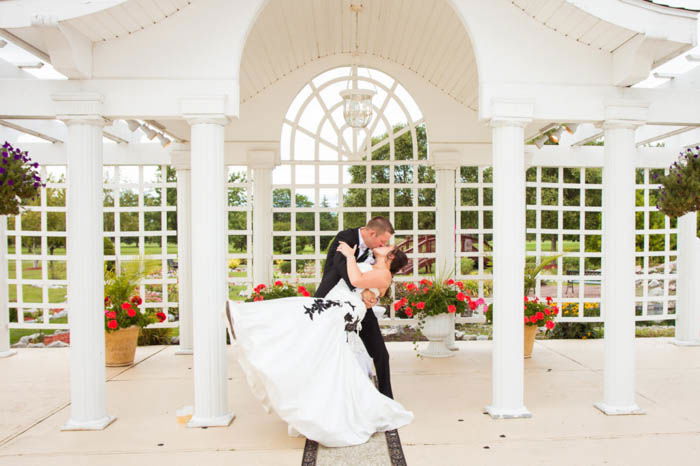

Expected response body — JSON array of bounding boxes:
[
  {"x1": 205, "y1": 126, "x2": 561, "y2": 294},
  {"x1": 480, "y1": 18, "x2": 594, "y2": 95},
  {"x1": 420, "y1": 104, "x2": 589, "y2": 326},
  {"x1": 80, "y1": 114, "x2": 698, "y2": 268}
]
[
  {"x1": 181, "y1": 96, "x2": 230, "y2": 126},
  {"x1": 52, "y1": 92, "x2": 107, "y2": 126},
  {"x1": 490, "y1": 98, "x2": 534, "y2": 128},
  {"x1": 169, "y1": 143, "x2": 191, "y2": 171},
  {"x1": 431, "y1": 151, "x2": 461, "y2": 170},
  {"x1": 603, "y1": 100, "x2": 648, "y2": 129},
  {"x1": 247, "y1": 150, "x2": 280, "y2": 170}
]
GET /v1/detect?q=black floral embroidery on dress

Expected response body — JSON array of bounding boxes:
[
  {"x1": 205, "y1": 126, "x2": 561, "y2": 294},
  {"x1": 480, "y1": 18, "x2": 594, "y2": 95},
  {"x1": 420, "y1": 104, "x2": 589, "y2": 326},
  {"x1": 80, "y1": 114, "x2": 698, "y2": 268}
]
[
  {"x1": 303, "y1": 299, "x2": 343, "y2": 320},
  {"x1": 344, "y1": 312, "x2": 360, "y2": 333}
]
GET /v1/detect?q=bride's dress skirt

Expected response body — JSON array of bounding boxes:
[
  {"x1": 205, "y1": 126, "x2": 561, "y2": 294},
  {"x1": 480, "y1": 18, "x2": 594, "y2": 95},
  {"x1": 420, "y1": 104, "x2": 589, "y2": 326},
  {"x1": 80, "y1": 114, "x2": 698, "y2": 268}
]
[{"x1": 230, "y1": 294, "x2": 413, "y2": 447}]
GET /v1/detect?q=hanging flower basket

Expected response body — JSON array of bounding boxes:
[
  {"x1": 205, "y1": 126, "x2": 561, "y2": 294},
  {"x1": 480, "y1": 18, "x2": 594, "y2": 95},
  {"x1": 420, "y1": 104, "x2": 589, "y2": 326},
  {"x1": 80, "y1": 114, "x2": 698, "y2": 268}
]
[
  {"x1": 0, "y1": 142, "x2": 44, "y2": 216},
  {"x1": 655, "y1": 147, "x2": 700, "y2": 218}
]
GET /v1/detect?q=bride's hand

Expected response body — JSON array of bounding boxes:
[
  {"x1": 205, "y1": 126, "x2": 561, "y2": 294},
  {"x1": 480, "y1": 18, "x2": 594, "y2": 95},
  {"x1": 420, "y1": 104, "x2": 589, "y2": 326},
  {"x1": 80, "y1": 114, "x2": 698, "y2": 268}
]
[{"x1": 336, "y1": 241, "x2": 356, "y2": 259}]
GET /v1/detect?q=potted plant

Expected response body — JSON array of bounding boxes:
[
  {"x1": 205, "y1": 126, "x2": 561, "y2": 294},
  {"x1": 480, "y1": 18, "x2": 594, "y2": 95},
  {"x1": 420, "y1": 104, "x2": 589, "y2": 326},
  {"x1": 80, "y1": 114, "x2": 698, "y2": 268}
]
[
  {"x1": 655, "y1": 147, "x2": 700, "y2": 218},
  {"x1": 104, "y1": 260, "x2": 165, "y2": 366},
  {"x1": 245, "y1": 280, "x2": 312, "y2": 302},
  {"x1": 485, "y1": 296, "x2": 559, "y2": 358},
  {"x1": 394, "y1": 278, "x2": 485, "y2": 358},
  {"x1": 1, "y1": 142, "x2": 43, "y2": 357}
]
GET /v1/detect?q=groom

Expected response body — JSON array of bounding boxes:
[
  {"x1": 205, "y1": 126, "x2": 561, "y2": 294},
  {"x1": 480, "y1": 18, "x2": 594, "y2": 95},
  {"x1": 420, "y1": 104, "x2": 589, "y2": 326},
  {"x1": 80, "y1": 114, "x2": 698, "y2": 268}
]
[{"x1": 315, "y1": 216, "x2": 396, "y2": 399}]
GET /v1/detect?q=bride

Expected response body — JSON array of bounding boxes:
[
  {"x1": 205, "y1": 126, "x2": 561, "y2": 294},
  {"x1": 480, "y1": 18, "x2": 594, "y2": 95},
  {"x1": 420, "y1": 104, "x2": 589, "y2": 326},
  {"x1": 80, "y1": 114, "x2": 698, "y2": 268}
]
[{"x1": 228, "y1": 243, "x2": 413, "y2": 447}]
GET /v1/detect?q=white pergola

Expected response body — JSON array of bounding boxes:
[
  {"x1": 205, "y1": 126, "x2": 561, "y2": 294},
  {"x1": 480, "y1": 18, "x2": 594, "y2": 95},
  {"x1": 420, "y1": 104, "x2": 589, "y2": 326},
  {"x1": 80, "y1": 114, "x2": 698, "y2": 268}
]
[{"x1": 0, "y1": 0, "x2": 700, "y2": 430}]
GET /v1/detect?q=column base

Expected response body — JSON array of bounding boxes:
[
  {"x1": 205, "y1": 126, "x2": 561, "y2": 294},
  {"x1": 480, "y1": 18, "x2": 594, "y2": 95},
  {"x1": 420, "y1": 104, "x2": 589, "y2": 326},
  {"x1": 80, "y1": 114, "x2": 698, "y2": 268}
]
[
  {"x1": 61, "y1": 415, "x2": 116, "y2": 431},
  {"x1": 175, "y1": 348, "x2": 194, "y2": 355},
  {"x1": 670, "y1": 338, "x2": 700, "y2": 347},
  {"x1": 0, "y1": 349, "x2": 17, "y2": 358},
  {"x1": 594, "y1": 402, "x2": 645, "y2": 416},
  {"x1": 187, "y1": 412, "x2": 235, "y2": 428},
  {"x1": 483, "y1": 405, "x2": 532, "y2": 419}
]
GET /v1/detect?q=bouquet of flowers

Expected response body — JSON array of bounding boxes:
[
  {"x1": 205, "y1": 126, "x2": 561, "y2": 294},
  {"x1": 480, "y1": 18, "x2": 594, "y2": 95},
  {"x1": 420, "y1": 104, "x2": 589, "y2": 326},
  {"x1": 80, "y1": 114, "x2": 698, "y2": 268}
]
[
  {"x1": 393, "y1": 278, "x2": 486, "y2": 318},
  {"x1": 103, "y1": 260, "x2": 165, "y2": 332},
  {"x1": 485, "y1": 296, "x2": 559, "y2": 331},
  {"x1": 655, "y1": 147, "x2": 700, "y2": 218},
  {"x1": 0, "y1": 141, "x2": 44, "y2": 216},
  {"x1": 245, "y1": 280, "x2": 312, "y2": 302}
]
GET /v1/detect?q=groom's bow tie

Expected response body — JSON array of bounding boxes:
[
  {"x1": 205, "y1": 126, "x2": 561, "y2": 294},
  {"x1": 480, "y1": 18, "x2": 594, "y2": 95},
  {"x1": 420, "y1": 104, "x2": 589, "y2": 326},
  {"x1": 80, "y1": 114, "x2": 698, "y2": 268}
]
[{"x1": 357, "y1": 248, "x2": 371, "y2": 263}]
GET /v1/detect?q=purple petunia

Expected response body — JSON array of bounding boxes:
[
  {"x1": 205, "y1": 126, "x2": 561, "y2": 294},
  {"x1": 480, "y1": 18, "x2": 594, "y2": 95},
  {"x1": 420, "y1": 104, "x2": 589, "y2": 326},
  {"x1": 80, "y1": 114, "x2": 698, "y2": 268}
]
[{"x1": 7, "y1": 179, "x2": 14, "y2": 186}]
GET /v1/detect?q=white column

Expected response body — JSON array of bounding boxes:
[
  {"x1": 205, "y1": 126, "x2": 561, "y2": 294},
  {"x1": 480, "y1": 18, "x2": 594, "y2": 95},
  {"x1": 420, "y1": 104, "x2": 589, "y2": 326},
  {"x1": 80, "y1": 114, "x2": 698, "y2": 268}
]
[
  {"x1": 182, "y1": 98, "x2": 234, "y2": 427},
  {"x1": 248, "y1": 150, "x2": 278, "y2": 286},
  {"x1": 433, "y1": 151, "x2": 460, "y2": 351},
  {"x1": 595, "y1": 104, "x2": 646, "y2": 416},
  {"x1": 485, "y1": 100, "x2": 532, "y2": 419},
  {"x1": 171, "y1": 144, "x2": 194, "y2": 355},
  {"x1": 672, "y1": 212, "x2": 700, "y2": 346},
  {"x1": 0, "y1": 216, "x2": 16, "y2": 358},
  {"x1": 55, "y1": 94, "x2": 115, "y2": 430}
]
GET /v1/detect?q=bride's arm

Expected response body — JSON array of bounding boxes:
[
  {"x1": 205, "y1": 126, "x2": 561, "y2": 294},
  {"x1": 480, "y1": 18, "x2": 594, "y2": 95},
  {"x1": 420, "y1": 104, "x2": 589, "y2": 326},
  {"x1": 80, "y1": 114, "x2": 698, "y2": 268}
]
[{"x1": 337, "y1": 242, "x2": 391, "y2": 290}]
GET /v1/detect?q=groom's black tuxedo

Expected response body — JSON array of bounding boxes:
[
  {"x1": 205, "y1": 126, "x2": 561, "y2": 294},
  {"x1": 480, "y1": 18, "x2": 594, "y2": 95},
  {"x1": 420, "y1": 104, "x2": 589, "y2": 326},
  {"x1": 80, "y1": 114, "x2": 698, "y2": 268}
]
[{"x1": 315, "y1": 227, "x2": 394, "y2": 399}]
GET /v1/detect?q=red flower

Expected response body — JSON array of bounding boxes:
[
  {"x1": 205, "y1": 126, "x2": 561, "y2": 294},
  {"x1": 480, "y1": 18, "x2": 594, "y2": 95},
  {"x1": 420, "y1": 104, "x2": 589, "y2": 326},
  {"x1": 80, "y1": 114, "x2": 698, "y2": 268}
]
[
  {"x1": 253, "y1": 295, "x2": 264, "y2": 302},
  {"x1": 415, "y1": 302, "x2": 425, "y2": 310},
  {"x1": 545, "y1": 308, "x2": 551, "y2": 315},
  {"x1": 107, "y1": 319, "x2": 118, "y2": 329},
  {"x1": 446, "y1": 279, "x2": 455, "y2": 285},
  {"x1": 297, "y1": 286, "x2": 307, "y2": 293},
  {"x1": 130, "y1": 296, "x2": 143, "y2": 306},
  {"x1": 105, "y1": 311, "x2": 117, "y2": 319},
  {"x1": 524, "y1": 316, "x2": 529, "y2": 324},
  {"x1": 419, "y1": 279, "x2": 432, "y2": 286},
  {"x1": 546, "y1": 296, "x2": 553, "y2": 303},
  {"x1": 405, "y1": 307, "x2": 414, "y2": 317},
  {"x1": 302, "y1": 291, "x2": 310, "y2": 297},
  {"x1": 456, "y1": 292, "x2": 467, "y2": 302},
  {"x1": 545, "y1": 320, "x2": 555, "y2": 330},
  {"x1": 422, "y1": 287, "x2": 430, "y2": 293},
  {"x1": 535, "y1": 311, "x2": 544, "y2": 320},
  {"x1": 394, "y1": 301, "x2": 403, "y2": 311},
  {"x1": 127, "y1": 308, "x2": 137, "y2": 318},
  {"x1": 456, "y1": 281, "x2": 464, "y2": 289},
  {"x1": 469, "y1": 301, "x2": 477, "y2": 310},
  {"x1": 274, "y1": 281, "x2": 283, "y2": 287},
  {"x1": 529, "y1": 315, "x2": 538, "y2": 323},
  {"x1": 156, "y1": 312, "x2": 167, "y2": 322},
  {"x1": 553, "y1": 306, "x2": 559, "y2": 315},
  {"x1": 121, "y1": 302, "x2": 132, "y2": 311},
  {"x1": 406, "y1": 283, "x2": 417, "y2": 291},
  {"x1": 104, "y1": 297, "x2": 111, "y2": 305},
  {"x1": 447, "y1": 305, "x2": 457, "y2": 313}
]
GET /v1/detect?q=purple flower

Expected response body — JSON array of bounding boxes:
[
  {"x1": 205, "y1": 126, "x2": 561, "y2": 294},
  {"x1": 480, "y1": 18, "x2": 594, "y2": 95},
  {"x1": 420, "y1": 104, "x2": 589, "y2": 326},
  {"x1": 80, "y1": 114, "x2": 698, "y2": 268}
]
[
  {"x1": 0, "y1": 167, "x2": 4, "y2": 174},
  {"x1": 7, "y1": 179, "x2": 14, "y2": 186},
  {"x1": 32, "y1": 162, "x2": 38, "y2": 168},
  {"x1": 33, "y1": 182, "x2": 39, "y2": 188}
]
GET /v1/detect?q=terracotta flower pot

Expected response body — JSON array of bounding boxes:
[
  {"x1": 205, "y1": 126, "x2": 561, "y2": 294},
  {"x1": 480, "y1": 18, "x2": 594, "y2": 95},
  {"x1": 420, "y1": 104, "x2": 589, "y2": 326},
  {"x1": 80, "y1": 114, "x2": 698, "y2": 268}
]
[
  {"x1": 524, "y1": 324, "x2": 538, "y2": 358},
  {"x1": 105, "y1": 325, "x2": 139, "y2": 367}
]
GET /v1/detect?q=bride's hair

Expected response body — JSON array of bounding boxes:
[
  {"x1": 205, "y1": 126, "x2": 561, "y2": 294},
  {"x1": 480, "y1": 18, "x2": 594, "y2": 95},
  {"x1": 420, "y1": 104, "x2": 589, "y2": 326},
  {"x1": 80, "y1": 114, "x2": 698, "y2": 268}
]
[{"x1": 387, "y1": 248, "x2": 408, "y2": 275}]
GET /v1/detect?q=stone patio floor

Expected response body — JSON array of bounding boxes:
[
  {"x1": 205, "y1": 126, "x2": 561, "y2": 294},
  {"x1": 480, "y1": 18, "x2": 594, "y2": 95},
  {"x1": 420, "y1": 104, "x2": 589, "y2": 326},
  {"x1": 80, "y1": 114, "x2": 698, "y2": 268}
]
[{"x1": 1, "y1": 338, "x2": 699, "y2": 465}]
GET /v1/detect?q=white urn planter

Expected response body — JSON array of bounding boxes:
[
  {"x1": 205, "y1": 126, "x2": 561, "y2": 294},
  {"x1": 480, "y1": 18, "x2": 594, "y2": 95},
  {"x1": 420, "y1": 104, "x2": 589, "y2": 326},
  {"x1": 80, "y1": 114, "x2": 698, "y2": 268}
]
[{"x1": 419, "y1": 313, "x2": 455, "y2": 358}]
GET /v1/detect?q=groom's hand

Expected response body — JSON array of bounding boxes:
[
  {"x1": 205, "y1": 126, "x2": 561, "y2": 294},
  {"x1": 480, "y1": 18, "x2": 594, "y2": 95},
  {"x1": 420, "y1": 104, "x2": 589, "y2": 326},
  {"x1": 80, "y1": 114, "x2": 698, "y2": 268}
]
[{"x1": 361, "y1": 289, "x2": 378, "y2": 308}]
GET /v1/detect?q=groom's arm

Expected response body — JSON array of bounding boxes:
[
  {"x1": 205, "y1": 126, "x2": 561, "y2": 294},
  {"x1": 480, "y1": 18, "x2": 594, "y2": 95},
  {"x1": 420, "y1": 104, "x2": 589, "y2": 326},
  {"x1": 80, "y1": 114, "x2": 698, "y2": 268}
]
[{"x1": 329, "y1": 229, "x2": 357, "y2": 291}]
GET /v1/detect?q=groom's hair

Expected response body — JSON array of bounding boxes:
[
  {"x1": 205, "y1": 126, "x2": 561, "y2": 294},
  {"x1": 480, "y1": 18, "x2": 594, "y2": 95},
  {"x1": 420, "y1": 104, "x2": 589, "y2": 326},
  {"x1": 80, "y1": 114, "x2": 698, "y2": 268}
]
[{"x1": 366, "y1": 216, "x2": 394, "y2": 235}]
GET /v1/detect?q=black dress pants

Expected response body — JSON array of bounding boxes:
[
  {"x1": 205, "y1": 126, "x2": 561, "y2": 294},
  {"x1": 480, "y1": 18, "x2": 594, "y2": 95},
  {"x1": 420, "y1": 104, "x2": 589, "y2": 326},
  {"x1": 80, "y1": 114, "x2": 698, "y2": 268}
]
[{"x1": 359, "y1": 308, "x2": 393, "y2": 399}]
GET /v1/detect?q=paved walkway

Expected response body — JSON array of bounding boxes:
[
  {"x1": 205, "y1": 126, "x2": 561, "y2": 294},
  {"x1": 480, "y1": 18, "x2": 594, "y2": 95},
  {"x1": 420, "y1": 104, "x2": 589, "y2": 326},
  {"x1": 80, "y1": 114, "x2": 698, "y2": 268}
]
[{"x1": 1, "y1": 338, "x2": 699, "y2": 465}]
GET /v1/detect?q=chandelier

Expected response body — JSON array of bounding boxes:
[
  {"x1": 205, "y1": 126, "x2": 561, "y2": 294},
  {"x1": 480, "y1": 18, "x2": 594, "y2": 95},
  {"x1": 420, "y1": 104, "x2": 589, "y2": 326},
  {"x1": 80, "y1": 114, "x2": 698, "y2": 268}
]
[{"x1": 340, "y1": 3, "x2": 375, "y2": 129}]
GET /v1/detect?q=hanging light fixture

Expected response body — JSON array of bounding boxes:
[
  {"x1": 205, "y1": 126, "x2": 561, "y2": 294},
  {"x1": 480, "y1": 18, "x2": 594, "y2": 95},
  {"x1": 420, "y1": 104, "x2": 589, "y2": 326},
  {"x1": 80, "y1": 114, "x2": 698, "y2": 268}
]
[{"x1": 340, "y1": 3, "x2": 375, "y2": 129}]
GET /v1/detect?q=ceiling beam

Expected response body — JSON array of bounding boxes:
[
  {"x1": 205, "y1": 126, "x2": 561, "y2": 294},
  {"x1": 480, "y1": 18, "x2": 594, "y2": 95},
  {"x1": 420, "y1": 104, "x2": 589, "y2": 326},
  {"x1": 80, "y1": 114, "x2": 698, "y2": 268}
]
[
  {"x1": 636, "y1": 126, "x2": 697, "y2": 147},
  {"x1": 0, "y1": 119, "x2": 63, "y2": 143}
]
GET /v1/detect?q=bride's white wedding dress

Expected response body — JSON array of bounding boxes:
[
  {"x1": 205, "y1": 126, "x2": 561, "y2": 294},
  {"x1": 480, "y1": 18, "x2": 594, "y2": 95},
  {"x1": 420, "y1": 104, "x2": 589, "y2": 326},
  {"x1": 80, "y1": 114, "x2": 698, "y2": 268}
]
[{"x1": 229, "y1": 262, "x2": 413, "y2": 447}]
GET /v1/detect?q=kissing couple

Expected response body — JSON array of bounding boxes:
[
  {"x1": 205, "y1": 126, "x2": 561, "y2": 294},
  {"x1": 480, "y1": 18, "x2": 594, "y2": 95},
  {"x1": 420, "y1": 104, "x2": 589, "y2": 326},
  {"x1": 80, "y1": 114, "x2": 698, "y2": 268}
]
[{"x1": 228, "y1": 216, "x2": 413, "y2": 447}]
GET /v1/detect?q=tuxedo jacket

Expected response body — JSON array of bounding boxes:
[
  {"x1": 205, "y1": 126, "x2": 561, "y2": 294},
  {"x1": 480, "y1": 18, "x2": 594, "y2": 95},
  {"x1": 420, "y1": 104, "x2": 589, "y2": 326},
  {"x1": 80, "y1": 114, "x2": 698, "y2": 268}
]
[{"x1": 314, "y1": 227, "x2": 370, "y2": 298}]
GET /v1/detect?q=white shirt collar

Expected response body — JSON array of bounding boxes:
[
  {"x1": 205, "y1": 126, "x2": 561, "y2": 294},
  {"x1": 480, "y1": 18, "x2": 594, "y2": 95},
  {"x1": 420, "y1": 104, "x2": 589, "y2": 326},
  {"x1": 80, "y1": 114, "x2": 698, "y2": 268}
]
[{"x1": 358, "y1": 228, "x2": 367, "y2": 251}]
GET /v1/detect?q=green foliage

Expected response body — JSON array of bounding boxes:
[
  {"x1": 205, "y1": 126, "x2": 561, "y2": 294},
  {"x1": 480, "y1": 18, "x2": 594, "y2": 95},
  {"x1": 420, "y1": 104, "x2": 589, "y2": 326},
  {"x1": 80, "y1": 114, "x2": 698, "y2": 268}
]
[
  {"x1": 548, "y1": 322, "x2": 601, "y2": 339},
  {"x1": 0, "y1": 142, "x2": 43, "y2": 216},
  {"x1": 138, "y1": 327, "x2": 172, "y2": 345},
  {"x1": 655, "y1": 148, "x2": 700, "y2": 218},
  {"x1": 524, "y1": 254, "x2": 563, "y2": 295},
  {"x1": 485, "y1": 296, "x2": 559, "y2": 331}
]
